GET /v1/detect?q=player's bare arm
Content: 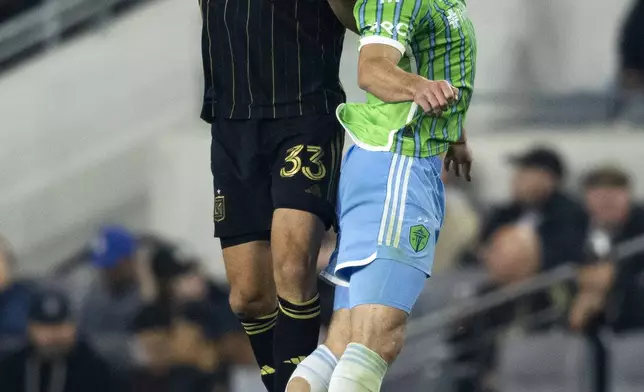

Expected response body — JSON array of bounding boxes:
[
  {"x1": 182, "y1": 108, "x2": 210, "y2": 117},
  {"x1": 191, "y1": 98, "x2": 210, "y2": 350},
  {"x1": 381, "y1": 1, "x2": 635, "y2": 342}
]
[
  {"x1": 358, "y1": 44, "x2": 460, "y2": 117},
  {"x1": 327, "y1": 0, "x2": 359, "y2": 34}
]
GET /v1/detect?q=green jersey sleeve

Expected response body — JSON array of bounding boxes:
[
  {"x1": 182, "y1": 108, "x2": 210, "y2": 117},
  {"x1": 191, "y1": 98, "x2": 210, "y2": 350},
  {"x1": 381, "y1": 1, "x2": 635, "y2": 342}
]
[{"x1": 354, "y1": 0, "x2": 427, "y2": 56}]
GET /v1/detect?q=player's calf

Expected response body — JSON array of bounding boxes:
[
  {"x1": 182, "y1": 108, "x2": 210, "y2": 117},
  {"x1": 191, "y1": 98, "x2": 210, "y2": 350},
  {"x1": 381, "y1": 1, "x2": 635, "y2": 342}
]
[
  {"x1": 326, "y1": 304, "x2": 406, "y2": 392},
  {"x1": 328, "y1": 258, "x2": 427, "y2": 392},
  {"x1": 272, "y1": 209, "x2": 323, "y2": 302},
  {"x1": 350, "y1": 304, "x2": 408, "y2": 363}
]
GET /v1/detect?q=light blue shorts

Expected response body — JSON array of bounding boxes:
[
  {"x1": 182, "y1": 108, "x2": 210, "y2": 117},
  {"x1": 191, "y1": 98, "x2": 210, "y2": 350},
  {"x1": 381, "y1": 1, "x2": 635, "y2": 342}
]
[
  {"x1": 321, "y1": 144, "x2": 446, "y2": 312},
  {"x1": 332, "y1": 258, "x2": 427, "y2": 313}
]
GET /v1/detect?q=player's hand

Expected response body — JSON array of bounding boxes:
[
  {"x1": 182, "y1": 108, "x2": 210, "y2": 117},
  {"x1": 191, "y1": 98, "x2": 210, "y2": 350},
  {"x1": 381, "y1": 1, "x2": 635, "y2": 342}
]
[
  {"x1": 444, "y1": 142, "x2": 473, "y2": 181},
  {"x1": 413, "y1": 79, "x2": 459, "y2": 117}
]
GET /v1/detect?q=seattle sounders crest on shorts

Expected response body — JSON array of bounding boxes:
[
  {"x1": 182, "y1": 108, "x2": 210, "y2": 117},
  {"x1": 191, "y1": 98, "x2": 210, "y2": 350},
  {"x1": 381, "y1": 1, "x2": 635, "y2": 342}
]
[{"x1": 321, "y1": 0, "x2": 476, "y2": 289}]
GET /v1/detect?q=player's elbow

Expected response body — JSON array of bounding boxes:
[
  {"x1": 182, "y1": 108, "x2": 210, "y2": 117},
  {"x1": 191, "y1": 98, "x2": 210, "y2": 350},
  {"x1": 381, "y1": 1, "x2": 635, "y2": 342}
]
[
  {"x1": 357, "y1": 60, "x2": 380, "y2": 97},
  {"x1": 357, "y1": 65, "x2": 372, "y2": 92}
]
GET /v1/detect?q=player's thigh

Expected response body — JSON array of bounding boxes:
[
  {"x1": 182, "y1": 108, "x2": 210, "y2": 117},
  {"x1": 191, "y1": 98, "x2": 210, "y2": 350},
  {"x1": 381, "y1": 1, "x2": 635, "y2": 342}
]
[
  {"x1": 349, "y1": 258, "x2": 427, "y2": 315},
  {"x1": 211, "y1": 119, "x2": 275, "y2": 315},
  {"x1": 348, "y1": 258, "x2": 428, "y2": 363},
  {"x1": 269, "y1": 115, "x2": 344, "y2": 295}
]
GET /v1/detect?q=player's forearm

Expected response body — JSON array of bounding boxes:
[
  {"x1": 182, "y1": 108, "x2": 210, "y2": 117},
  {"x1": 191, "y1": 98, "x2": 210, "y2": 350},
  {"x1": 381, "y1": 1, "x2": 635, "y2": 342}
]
[
  {"x1": 358, "y1": 57, "x2": 424, "y2": 103},
  {"x1": 327, "y1": 0, "x2": 359, "y2": 34}
]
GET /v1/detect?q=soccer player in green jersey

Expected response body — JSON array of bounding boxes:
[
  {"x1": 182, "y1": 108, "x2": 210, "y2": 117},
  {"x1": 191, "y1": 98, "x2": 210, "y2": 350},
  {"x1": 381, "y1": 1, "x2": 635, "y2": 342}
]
[{"x1": 286, "y1": 0, "x2": 477, "y2": 391}]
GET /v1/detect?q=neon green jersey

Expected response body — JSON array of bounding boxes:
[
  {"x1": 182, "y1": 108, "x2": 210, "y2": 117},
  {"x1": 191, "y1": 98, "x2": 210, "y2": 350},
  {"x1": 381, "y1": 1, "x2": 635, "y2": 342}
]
[{"x1": 338, "y1": 0, "x2": 477, "y2": 157}]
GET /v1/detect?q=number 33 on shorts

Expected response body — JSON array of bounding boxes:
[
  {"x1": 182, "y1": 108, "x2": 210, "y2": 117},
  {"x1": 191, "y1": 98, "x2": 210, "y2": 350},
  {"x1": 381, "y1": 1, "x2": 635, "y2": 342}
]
[{"x1": 280, "y1": 144, "x2": 327, "y2": 181}]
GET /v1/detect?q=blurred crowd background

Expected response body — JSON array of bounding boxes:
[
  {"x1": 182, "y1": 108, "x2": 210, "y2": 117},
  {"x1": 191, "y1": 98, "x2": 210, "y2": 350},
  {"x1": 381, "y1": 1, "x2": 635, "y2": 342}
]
[{"x1": 1, "y1": 0, "x2": 644, "y2": 392}]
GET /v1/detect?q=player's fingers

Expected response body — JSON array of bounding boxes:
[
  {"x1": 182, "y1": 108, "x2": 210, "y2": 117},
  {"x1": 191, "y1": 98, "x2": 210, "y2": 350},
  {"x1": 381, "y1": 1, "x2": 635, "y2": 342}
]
[
  {"x1": 424, "y1": 92, "x2": 443, "y2": 116},
  {"x1": 415, "y1": 96, "x2": 432, "y2": 114},
  {"x1": 454, "y1": 161, "x2": 461, "y2": 177},
  {"x1": 463, "y1": 162, "x2": 472, "y2": 182},
  {"x1": 434, "y1": 91, "x2": 449, "y2": 111},
  {"x1": 439, "y1": 82, "x2": 456, "y2": 103},
  {"x1": 444, "y1": 157, "x2": 451, "y2": 173},
  {"x1": 451, "y1": 86, "x2": 460, "y2": 101}
]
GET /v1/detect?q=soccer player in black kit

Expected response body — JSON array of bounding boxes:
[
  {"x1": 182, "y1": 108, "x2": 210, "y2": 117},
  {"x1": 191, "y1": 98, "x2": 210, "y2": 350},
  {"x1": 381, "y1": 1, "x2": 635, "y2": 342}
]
[{"x1": 198, "y1": 1, "x2": 345, "y2": 391}]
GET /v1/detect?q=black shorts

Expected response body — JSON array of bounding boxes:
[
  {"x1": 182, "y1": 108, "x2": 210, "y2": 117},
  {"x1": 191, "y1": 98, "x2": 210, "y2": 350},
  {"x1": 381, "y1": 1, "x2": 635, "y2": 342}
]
[{"x1": 211, "y1": 114, "x2": 344, "y2": 246}]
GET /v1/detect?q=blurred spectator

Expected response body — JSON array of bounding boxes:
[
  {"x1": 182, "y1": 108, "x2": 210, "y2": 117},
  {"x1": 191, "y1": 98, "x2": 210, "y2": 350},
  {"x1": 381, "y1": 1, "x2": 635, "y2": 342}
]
[
  {"x1": 569, "y1": 166, "x2": 644, "y2": 333},
  {"x1": 0, "y1": 0, "x2": 41, "y2": 23},
  {"x1": 78, "y1": 226, "x2": 145, "y2": 372},
  {"x1": 58, "y1": 231, "x2": 158, "y2": 313},
  {"x1": 128, "y1": 304, "x2": 174, "y2": 392},
  {"x1": 0, "y1": 289, "x2": 114, "y2": 392},
  {"x1": 482, "y1": 225, "x2": 542, "y2": 286},
  {"x1": 452, "y1": 225, "x2": 572, "y2": 392},
  {"x1": 434, "y1": 169, "x2": 481, "y2": 274},
  {"x1": 619, "y1": 0, "x2": 644, "y2": 92},
  {"x1": 130, "y1": 302, "x2": 231, "y2": 391},
  {"x1": 150, "y1": 245, "x2": 254, "y2": 367},
  {"x1": 170, "y1": 302, "x2": 231, "y2": 392},
  {"x1": 79, "y1": 226, "x2": 144, "y2": 334},
  {"x1": 617, "y1": 0, "x2": 644, "y2": 123},
  {"x1": 481, "y1": 147, "x2": 588, "y2": 269},
  {"x1": 0, "y1": 235, "x2": 32, "y2": 341},
  {"x1": 583, "y1": 166, "x2": 643, "y2": 250}
]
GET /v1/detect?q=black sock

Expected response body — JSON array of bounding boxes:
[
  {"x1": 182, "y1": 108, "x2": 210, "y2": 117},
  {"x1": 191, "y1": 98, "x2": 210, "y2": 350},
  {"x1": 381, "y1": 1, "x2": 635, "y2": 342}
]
[
  {"x1": 273, "y1": 294, "x2": 321, "y2": 391},
  {"x1": 240, "y1": 309, "x2": 278, "y2": 392}
]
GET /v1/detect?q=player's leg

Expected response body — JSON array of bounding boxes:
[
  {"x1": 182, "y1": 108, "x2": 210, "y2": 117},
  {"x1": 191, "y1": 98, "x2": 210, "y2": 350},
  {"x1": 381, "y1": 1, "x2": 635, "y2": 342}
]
[
  {"x1": 286, "y1": 287, "x2": 351, "y2": 392},
  {"x1": 325, "y1": 148, "x2": 444, "y2": 392},
  {"x1": 269, "y1": 114, "x2": 345, "y2": 391},
  {"x1": 211, "y1": 118, "x2": 278, "y2": 391},
  {"x1": 328, "y1": 259, "x2": 427, "y2": 392}
]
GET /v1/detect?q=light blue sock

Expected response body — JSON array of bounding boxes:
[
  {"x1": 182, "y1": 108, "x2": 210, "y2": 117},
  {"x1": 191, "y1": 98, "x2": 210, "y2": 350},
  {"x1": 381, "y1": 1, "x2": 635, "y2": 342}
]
[{"x1": 328, "y1": 343, "x2": 388, "y2": 392}]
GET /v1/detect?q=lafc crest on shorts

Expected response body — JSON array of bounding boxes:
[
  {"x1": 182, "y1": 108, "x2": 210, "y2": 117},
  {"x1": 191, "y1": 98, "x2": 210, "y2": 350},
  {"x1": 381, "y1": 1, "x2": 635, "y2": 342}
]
[{"x1": 214, "y1": 195, "x2": 226, "y2": 222}]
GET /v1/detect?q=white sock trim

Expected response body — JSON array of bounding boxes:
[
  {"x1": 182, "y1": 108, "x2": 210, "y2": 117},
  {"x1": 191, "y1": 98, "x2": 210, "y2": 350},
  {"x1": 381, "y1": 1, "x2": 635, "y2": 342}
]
[
  {"x1": 328, "y1": 343, "x2": 388, "y2": 392},
  {"x1": 287, "y1": 345, "x2": 338, "y2": 392}
]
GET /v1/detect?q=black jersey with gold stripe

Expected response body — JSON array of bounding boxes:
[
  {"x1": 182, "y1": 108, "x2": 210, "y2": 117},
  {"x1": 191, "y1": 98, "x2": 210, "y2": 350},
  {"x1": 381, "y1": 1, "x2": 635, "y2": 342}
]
[{"x1": 199, "y1": 0, "x2": 346, "y2": 121}]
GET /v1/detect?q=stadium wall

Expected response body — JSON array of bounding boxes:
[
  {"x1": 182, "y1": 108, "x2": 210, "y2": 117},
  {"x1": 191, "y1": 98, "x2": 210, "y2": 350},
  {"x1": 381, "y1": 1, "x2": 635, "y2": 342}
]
[{"x1": 0, "y1": 0, "x2": 634, "y2": 275}]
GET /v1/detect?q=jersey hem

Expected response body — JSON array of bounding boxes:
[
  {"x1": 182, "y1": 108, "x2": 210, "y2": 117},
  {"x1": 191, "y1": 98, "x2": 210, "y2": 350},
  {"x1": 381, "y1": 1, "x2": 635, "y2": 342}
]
[
  {"x1": 334, "y1": 252, "x2": 378, "y2": 277},
  {"x1": 335, "y1": 102, "x2": 419, "y2": 154},
  {"x1": 320, "y1": 251, "x2": 379, "y2": 288}
]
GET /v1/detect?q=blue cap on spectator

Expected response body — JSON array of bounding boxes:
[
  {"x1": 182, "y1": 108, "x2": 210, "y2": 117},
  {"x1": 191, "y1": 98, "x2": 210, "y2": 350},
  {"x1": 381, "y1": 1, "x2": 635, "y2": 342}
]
[{"x1": 90, "y1": 225, "x2": 136, "y2": 269}]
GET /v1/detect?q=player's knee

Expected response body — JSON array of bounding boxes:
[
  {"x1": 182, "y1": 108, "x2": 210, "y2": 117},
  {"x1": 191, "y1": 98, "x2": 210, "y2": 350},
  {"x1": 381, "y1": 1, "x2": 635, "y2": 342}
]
[
  {"x1": 362, "y1": 327, "x2": 405, "y2": 364},
  {"x1": 274, "y1": 254, "x2": 315, "y2": 282},
  {"x1": 273, "y1": 253, "x2": 317, "y2": 299},
  {"x1": 228, "y1": 288, "x2": 276, "y2": 318},
  {"x1": 272, "y1": 210, "x2": 324, "y2": 296}
]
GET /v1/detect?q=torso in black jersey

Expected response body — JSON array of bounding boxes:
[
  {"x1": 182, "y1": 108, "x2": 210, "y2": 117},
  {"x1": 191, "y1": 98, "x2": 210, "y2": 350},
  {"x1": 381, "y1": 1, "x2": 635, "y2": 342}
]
[{"x1": 200, "y1": 0, "x2": 346, "y2": 121}]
